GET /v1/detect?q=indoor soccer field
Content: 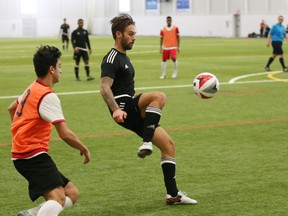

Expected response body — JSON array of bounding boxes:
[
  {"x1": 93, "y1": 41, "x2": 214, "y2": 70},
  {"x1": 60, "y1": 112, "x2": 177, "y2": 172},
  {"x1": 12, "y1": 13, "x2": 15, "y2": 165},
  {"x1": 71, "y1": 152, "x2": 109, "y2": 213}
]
[{"x1": 0, "y1": 36, "x2": 288, "y2": 215}]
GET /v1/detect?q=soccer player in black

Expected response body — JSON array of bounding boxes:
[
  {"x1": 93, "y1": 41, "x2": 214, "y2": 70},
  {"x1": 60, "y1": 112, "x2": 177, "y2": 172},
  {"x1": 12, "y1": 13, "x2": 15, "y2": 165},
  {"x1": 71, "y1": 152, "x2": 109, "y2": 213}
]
[
  {"x1": 59, "y1": 18, "x2": 70, "y2": 51},
  {"x1": 71, "y1": 19, "x2": 94, "y2": 81},
  {"x1": 100, "y1": 13, "x2": 197, "y2": 205}
]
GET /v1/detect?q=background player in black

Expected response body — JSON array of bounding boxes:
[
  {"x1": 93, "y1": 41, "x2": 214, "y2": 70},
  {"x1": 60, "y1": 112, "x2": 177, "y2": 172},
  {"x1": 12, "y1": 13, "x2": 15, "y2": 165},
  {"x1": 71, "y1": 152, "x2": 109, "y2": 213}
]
[
  {"x1": 71, "y1": 19, "x2": 94, "y2": 81},
  {"x1": 100, "y1": 13, "x2": 197, "y2": 205},
  {"x1": 59, "y1": 18, "x2": 70, "y2": 51}
]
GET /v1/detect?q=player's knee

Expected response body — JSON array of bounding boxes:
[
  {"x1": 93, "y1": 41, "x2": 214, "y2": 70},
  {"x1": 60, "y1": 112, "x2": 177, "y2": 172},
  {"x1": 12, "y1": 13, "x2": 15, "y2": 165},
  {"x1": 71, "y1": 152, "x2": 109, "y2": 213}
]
[
  {"x1": 155, "y1": 92, "x2": 166, "y2": 107},
  {"x1": 58, "y1": 194, "x2": 67, "y2": 206},
  {"x1": 46, "y1": 188, "x2": 67, "y2": 206},
  {"x1": 69, "y1": 187, "x2": 79, "y2": 204},
  {"x1": 64, "y1": 182, "x2": 79, "y2": 204}
]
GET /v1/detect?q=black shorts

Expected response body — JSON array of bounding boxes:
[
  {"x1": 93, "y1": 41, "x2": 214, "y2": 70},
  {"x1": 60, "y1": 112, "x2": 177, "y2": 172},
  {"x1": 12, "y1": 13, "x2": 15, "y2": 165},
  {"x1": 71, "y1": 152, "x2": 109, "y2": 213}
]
[
  {"x1": 272, "y1": 41, "x2": 283, "y2": 55},
  {"x1": 13, "y1": 153, "x2": 69, "y2": 202},
  {"x1": 73, "y1": 50, "x2": 89, "y2": 62},
  {"x1": 111, "y1": 94, "x2": 159, "y2": 138},
  {"x1": 61, "y1": 35, "x2": 69, "y2": 43}
]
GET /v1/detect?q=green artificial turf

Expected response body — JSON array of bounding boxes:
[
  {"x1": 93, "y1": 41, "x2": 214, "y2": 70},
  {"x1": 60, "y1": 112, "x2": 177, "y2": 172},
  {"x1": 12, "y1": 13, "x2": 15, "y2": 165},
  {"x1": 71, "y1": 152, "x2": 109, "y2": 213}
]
[{"x1": 0, "y1": 36, "x2": 287, "y2": 216}]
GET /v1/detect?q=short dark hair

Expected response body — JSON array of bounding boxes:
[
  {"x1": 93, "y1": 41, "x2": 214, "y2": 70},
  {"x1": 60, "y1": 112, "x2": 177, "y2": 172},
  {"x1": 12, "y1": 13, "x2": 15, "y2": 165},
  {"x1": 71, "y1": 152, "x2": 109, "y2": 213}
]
[
  {"x1": 167, "y1": 16, "x2": 172, "y2": 19},
  {"x1": 110, "y1": 13, "x2": 135, "y2": 40},
  {"x1": 33, "y1": 45, "x2": 61, "y2": 77}
]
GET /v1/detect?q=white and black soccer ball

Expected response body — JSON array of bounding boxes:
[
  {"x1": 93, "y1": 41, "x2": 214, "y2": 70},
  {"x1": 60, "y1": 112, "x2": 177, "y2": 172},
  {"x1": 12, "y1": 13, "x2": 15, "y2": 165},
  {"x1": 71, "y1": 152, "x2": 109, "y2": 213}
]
[{"x1": 193, "y1": 72, "x2": 220, "y2": 99}]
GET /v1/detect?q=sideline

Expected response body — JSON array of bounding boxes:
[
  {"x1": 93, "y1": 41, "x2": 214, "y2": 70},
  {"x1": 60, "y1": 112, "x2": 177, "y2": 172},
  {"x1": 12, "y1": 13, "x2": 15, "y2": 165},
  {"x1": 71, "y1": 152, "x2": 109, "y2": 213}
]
[
  {"x1": 0, "y1": 79, "x2": 282, "y2": 100},
  {"x1": 1, "y1": 71, "x2": 286, "y2": 100},
  {"x1": 228, "y1": 71, "x2": 283, "y2": 84}
]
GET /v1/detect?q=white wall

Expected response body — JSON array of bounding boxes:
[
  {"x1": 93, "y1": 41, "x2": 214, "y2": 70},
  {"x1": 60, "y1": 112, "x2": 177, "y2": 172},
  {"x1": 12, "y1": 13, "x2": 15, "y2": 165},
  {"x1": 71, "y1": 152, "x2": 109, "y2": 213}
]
[
  {"x1": 92, "y1": 0, "x2": 119, "y2": 36},
  {"x1": 0, "y1": 0, "x2": 21, "y2": 37},
  {"x1": 0, "y1": 0, "x2": 288, "y2": 38},
  {"x1": 133, "y1": 15, "x2": 234, "y2": 37},
  {"x1": 241, "y1": 15, "x2": 286, "y2": 37}
]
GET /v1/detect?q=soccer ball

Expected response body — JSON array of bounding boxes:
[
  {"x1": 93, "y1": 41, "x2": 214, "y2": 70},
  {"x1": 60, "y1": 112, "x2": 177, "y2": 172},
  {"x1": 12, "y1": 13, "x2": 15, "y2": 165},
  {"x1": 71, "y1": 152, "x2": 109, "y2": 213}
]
[{"x1": 193, "y1": 72, "x2": 219, "y2": 99}]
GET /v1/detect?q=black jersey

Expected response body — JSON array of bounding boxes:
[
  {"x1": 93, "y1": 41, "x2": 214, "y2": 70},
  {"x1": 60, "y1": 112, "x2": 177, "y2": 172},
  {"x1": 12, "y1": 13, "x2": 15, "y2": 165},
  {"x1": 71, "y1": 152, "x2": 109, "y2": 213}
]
[
  {"x1": 71, "y1": 28, "x2": 91, "y2": 49},
  {"x1": 101, "y1": 48, "x2": 135, "y2": 97},
  {"x1": 60, "y1": 24, "x2": 70, "y2": 35}
]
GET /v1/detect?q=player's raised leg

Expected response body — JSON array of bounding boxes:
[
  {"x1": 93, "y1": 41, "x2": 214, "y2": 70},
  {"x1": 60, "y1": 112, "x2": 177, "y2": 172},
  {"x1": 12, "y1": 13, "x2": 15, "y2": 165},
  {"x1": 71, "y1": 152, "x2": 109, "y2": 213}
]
[{"x1": 137, "y1": 92, "x2": 166, "y2": 158}]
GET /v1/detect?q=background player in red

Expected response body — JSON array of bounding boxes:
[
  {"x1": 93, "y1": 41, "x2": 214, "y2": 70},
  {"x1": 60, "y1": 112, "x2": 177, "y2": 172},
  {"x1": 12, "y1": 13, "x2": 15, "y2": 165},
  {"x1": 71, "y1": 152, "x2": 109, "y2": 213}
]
[{"x1": 160, "y1": 16, "x2": 180, "y2": 79}]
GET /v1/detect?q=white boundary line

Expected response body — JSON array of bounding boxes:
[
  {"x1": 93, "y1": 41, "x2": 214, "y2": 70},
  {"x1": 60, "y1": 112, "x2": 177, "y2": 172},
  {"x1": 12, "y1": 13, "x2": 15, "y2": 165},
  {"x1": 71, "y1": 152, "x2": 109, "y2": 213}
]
[
  {"x1": 0, "y1": 77, "x2": 281, "y2": 100},
  {"x1": 228, "y1": 71, "x2": 282, "y2": 84}
]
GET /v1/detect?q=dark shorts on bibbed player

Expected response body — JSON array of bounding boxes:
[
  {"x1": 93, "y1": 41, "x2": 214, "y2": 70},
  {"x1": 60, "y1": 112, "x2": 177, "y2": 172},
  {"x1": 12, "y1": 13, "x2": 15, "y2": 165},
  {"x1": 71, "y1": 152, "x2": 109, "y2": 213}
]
[
  {"x1": 73, "y1": 50, "x2": 89, "y2": 62},
  {"x1": 272, "y1": 41, "x2": 283, "y2": 55},
  {"x1": 13, "y1": 153, "x2": 69, "y2": 201}
]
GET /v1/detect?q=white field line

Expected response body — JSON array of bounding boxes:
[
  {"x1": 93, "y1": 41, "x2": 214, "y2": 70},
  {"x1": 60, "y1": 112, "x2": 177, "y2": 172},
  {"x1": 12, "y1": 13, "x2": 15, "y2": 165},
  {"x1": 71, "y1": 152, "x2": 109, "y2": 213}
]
[
  {"x1": 0, "y1": 76, "x2": 281, "y2": 100},
  {"x1": 228, "y1": 71, "x2": 282, "y2": 84}
]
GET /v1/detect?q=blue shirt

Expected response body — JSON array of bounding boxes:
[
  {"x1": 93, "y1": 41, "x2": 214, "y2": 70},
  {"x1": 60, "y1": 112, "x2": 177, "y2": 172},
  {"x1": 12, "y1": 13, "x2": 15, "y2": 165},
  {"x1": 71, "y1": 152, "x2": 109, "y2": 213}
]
[{"x1": 269, "y1": 23, "x2": 286, "y2": 42}]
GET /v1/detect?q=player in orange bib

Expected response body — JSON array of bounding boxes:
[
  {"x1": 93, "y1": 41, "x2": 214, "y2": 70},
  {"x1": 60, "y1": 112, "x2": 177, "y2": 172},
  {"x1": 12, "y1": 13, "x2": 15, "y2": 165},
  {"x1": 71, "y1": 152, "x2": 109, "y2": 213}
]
[
  {"x1": 8, "y1": 45, "x2": 90, "y2": 216},
  {"x1": 160, "y1": 16, "x2": 180, "y2": 79}
]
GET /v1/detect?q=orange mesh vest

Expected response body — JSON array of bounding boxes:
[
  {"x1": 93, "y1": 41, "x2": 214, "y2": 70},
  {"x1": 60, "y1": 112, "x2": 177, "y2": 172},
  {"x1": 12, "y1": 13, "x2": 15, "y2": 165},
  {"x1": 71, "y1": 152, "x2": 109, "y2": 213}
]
[
  {"x1": 11, "y1": 80, "x2": 53, "y2": 158},
  {"x1": 161, "y1": 26, "x2": 179, "y2": 48}
]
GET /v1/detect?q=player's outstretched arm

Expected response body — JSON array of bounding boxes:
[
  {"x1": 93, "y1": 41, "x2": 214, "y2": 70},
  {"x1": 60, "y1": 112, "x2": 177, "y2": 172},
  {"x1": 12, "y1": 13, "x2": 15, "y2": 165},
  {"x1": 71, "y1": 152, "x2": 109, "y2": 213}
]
[{"x1": 54, "y1": 121, "x2": 90, "y2": 164}]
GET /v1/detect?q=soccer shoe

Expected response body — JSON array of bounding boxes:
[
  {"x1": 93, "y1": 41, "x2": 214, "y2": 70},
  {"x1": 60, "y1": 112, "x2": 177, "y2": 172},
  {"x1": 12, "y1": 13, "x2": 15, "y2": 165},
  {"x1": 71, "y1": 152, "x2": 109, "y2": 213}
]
[
  {"x1": 137, "y1": 141, "x2": 153, "y2": 159},
  {"x1": 75, "y1": 77, "x2": 81, "y2": 81},
  {"x1": 264, "y1": 67, "x2": 271, "y2": 71},
  {"x1": 166, "y1": 191, "x2": 197, "y2": 205},
  {"x1": 172, "y1": 72, "x2": 177, "y2": 78},
  {"x1": 160, "y1": 75, "x2": 166, "y2": 80},
  {"x1": 283, "y1": 67, "x2": 288, "y2": 72},
  {"x1": 18, "y1": 210, "x2": 32, "y2": 216},
  {"x1": 87, "y1": 76, "x2": 95, "y2": 81}
]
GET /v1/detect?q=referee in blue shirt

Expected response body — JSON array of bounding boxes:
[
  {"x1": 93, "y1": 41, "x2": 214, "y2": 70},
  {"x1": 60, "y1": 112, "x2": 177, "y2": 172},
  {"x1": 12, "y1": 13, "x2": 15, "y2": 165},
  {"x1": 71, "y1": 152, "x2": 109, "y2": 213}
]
[{"x1": 265, "y1": 15, "x2": 288, "y2": 72}]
